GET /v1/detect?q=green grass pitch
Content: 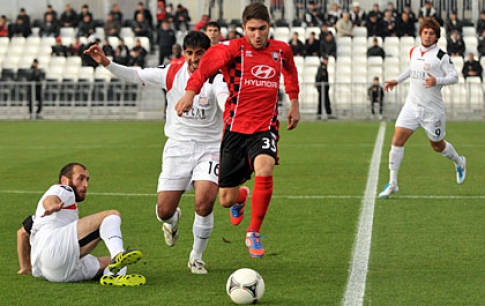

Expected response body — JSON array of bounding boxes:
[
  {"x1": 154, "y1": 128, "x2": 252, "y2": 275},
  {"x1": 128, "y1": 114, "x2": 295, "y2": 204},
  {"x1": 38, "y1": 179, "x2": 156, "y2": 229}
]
[{"x1": 0, "y1": 120, "x2": 484, "y2": 306}]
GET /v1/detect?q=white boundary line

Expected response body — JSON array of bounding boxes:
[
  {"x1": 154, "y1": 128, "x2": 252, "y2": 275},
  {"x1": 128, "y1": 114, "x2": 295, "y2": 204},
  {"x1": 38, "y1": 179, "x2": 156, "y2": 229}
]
[
  {"x1": 1, "y1": 189, "x2": 483, "y2": 200},
  {"x1": 342, "y1": 121, "x2": 386, "y2": 306}
]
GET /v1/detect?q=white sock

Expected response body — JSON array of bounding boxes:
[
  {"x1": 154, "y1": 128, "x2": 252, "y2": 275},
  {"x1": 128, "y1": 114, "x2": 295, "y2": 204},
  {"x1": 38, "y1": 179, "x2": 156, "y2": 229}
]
[
  {"x1": 441, "y1": 141, "x2": 462, "y2": 165},
  {"x1": 162, "y1": 208, "x2": 180, "y2": 226},
  {"x1": 103, "y1": 266, "x2": 127, "y2": 276},
  {"x1": 100, "y1": 214, "x2": 124, "y2": 258},
  {"x1": 389, "y1": 145, "x2": 404, "y2": 185},
  {"x1": 191, "y1": 212, "x2": 213, "y2": 258}
]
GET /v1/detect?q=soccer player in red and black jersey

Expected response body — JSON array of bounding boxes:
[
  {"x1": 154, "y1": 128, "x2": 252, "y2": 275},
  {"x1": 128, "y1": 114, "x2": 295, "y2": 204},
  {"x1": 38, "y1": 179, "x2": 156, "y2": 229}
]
[{"x1": 176, "y1": 2, "x2": 300, "y2": 259}]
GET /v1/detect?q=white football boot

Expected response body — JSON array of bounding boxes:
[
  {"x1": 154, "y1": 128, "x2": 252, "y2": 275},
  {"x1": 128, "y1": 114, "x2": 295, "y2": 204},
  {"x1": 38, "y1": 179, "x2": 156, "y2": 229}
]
[
  {"x1": 378, "y1": 183, "x2": 399, "y2": 198},
  {"x1": 187, "y1": 258, "x2": 208, "y2": 274},
  {"x1": 162, "y1": 208, "x2": 181, "y2": 247},
  {"x1": 456, "y1": 156, "x2": 467, "y2": 185}
]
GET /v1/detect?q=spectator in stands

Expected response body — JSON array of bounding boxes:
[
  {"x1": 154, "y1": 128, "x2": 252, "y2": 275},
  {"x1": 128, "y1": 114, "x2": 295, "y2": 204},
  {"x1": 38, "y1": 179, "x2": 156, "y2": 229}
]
[
  {"x1": 174, "y1": 4, "x2": 191, "y2": 31},
  {"x1": 326, "y1": 3, "x2": 342, "y2": 27},
  {"x1": 419, "y1": 0, "x2": 441, "y2": 25},
  {"x1": 104, "y1": 13, "x2": 121, "y2": 37},
  {"x1": 79, "y1": 5, "x2": 93, "y2": 25},
  {"x1": 132, "y1": 12, "x2": 153, "y2": 42},
  {"x1": 44, "y1": 5, "x2": 58, "y2": 23},
  {"x1": 110, "y1": 3, "x2": 123, "y2": 24},
  {"x1": 157, "y1": 20, "x2": 176, "y2": 64},
  {"x1": 402, "y1": 6, "x2": 417, "y2": 24},
  {"x1": 0, "y1": 15, "x2": 9, "y2": 37},
  {"x1": 68, "y1": 37, "x2": 84, "y2": 56},
  {"x1": 77, "y1": 14, "x2": 95, "y2": 38},
  {"x1": 156, "y1": 0, "x2": 167, "y2": 28},
  {"x1": 477, "y1": 30, "x2": 485, "y2": 59},
  {"x1": 447, "y1": 30, "x2": 466, "y2": 58},
  {"x1": 17, "y1": 8, "x2": 31, "y2": 30},
  {"x1": 165, "y1": 3, "x2": 175, "y2": 23},
  {"x1": 367, "y1": 3, "x2": 383, "y2": 23},
  {"x1": 113, "y1": 38, "x2": 131, "y2": 66},
  {"x1": 102, "y1": 38, "x2": 114, "y2": 57},
  {"x1": 366, "y1": 12, "x2": 384, "y2": 38},
  {"x1": 130, "y1": 38, "x2": 148, "y2": 67},
  {"x1": 130, "y1": 48, "x2": 145, "y2": 68},
  {"x1": 52, "y1": 37, "x2": 68, "y2": 57},
  {"x1": 462, "y1": 52, "x2": 483, "y2": 81},
  {"x1": 134, "y1": 2, "x2": 154, "y2": 29},
  {"x1": 350, "y1": 2, "x2": 366, "y2": 27},
  {"x1": 27, "y1": 59, "x2": 45, "y2": 120},
  {"x1": 336, "y1": 11, "x2": 353, "y2": 37},
  {"x1": 397, "y1": 12, "x2": 416, "y2": 38},
  {"x1": 381, "y1": 10, "x2": 397, "y2": 37},
  {"x1": 386, "y1": 2, "x2": 398, "y2": 19},
  {"x1": 8, "y1": 16, "x2": 31, "y2": 38},
  {"x1": 204, "y1": 21, "x2": 222, "y2": 45},
  {"x1": 367, "y1": 37, "x2": 385, "y2": 58},
  {"x1": 368, "y1": 76, "x2": 385, "y2": 120},
  {"x1": 40, "y1": 13, "x2": 59, "y2": 38},
  {"x1": 304, "y1": 0, "x2": 323, "y2": 27},
  {"x1": 169, "y1": 43, "x2": 185, "y2": 65},
  {"x1": 59, "y1": 4, "x2": 78, "y2": 28},
  {"x1": 226, "y1": 25, "x2": 243, "y2": 40},
  {"x1": 315, "y1": 56, "x2": 334, "y2": 120},
  {"x1": 476, "y1": 11, "x2": 485, "y2": 38},
  {"x1": 289, "y1": 32, "x2": 305, "y2": 56},
  {"x1": 305, "y1": 31, "x2": 320, "y2": 57},
  {"x1": 445, "y1": 11, "x2": 463, "y2": 35},
  {"x1": 320, "y1": 31, "x2": 337, "y2": 59},
  {"x1": 194, "y1": 14, "x2": 210, "y2": 32}
]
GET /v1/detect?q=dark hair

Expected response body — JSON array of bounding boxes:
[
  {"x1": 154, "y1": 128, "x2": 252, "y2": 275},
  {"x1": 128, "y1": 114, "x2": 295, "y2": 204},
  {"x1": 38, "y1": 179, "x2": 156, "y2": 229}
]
[
  {"x1": 242, "y1": 2, "x2": 270, "y2": 25},
  {"x1": 206, "y1": 21, "x2": 221, "y2": 30},
  {"x1": 418, "y1": 17, "x2": 441, "y2": 40},
  {"x1": 59, "y1": 163, "x2": 86, "y2": 183},
  {"x1": 183, "y1": 30, "x2": 211, "y2": 50}
]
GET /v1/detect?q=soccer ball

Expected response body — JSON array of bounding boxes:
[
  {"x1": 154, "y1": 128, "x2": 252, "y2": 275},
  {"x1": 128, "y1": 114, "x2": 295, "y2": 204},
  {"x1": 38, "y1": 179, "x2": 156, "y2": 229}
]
[{"x1": 226, "y1": 268, "x2": 265, "y2": 305}]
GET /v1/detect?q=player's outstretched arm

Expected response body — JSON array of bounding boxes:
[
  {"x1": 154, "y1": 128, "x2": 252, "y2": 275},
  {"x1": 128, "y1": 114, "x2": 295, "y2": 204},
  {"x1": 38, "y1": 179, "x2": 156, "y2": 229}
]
[
  {"x1": 175, "y1": 91, "x2": 197, "y2": 116},
  {"x1": 83, "y1": 45, "x2": 110, "y2": 67},
  {"x1": 287, "y1": 98, "x2": 300, "y2": 130},
  {"x1": 17, "y1": 226, "x2": 31, "y2": 275},
  {"x1": 384, "y1": 79, "x2": 398, "y2": 92},
  {"x1": 41, "y1": 195, "x2": 64, "y2": 217}
]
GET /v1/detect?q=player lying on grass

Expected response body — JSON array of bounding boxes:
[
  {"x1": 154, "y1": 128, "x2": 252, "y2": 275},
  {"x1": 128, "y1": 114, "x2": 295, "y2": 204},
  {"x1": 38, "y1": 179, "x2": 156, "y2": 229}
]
[
  {"x1": 17, "y1": 163, "x2": 145, "y2": 286},
  {"x1": 84, "y1": 31, "x2": 233, "y2": 274}
]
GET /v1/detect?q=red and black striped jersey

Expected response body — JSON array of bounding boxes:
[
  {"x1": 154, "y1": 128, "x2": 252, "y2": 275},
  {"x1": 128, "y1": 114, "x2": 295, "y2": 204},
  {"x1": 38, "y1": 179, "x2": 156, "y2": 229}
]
[{"x1": 186, "y1": 37, "x2": 300, "y2": 134}]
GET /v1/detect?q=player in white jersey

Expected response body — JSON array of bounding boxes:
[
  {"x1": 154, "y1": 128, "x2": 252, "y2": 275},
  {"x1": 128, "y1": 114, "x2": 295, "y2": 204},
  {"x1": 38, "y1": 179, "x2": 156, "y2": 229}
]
[
  {"x1": 84, "y1": 31, "x2": 230, "y2": 274},
  {"x1": 16, "y1": 163, "x2": 145, "y2": 286},
  {"x1": 379, "y1": 18, "x2": 466, "y2": 198}
]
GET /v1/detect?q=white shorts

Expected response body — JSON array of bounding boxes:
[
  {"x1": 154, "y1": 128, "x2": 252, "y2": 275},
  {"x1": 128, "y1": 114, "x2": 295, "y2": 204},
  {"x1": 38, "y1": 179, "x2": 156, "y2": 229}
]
[
  {"x1": 395, "y1": 102, "x2": 446, "y2": 142},
  {"x1": 157, "y1": 138, "x2": 220, "y2": 193},
  {"x1": 31, "y1": 221, "x2": 100, "y2": 282}
]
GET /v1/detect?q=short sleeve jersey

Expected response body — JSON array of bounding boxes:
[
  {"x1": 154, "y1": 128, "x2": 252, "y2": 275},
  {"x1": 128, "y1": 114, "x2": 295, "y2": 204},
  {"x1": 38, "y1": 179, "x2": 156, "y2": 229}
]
[
  {"x1": 137, "y1": 62, "x2": 227, "y2": 142},
  {"x1": 186, "y1": 37, "x2": 300, "y2": 134},
  {"x1": 398, "y1": 45, "x2": 458, "y2": 113},
  {"x1": 31, "y1": 184, "x2": 78, "y2": 234}
]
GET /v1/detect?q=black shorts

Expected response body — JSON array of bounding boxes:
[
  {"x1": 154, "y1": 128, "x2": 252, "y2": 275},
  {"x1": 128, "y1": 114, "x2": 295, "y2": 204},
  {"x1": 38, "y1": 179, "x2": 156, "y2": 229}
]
[{"x1": 219, "y1": 129, "x2": 279, "y2": 188}]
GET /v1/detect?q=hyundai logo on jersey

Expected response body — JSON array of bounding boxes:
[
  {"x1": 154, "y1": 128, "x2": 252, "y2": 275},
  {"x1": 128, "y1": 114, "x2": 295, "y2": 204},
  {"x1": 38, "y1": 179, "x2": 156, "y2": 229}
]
[{"x1": 251, "y1": 65, "x2": 276, "y2": 79}]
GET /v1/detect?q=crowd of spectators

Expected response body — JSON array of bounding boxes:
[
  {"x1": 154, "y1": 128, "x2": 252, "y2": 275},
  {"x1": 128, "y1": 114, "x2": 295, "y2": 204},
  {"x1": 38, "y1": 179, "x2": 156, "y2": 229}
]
[{"x1": 1, "y1": 1, "x2": 485, "y2": 72}]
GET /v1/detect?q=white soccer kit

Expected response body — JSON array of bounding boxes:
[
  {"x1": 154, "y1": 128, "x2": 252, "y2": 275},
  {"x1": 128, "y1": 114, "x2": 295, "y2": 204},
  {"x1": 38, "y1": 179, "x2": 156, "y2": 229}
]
[
  {"x1": 106, "y1": 61, "x2": 228, "y2": 191},
  {"x1": 395, "y1": 44, "x2": 458, "y2": 141},
  {"x1": 30, "y1": 184, "x2": 99, "y2": 282}
]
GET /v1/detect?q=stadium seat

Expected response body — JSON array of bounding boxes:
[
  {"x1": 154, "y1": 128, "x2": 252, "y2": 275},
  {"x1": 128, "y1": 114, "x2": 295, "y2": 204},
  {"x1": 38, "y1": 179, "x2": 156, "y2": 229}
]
[
  {"x1": 78, "y1": 66, "x2": 95, "y2": 81},
  {"x1": 466, "y1": 77, "x2": 484, "y2": 112},
  {"x1": 120, "y1": 27, "x2": 135, "y2": 39},
  {"x1": 0, "y1": 37, "x2": 9, "y2": 46},
  {"x1": 451, "y1": 56, "x2": 464, "y2": 73},
  {"x1": 337, "y1": 45, "x2": 352, "y2": 57},
  {"x1": 95, "y1": 27, "x2": 105, "y2": 40},
  {"x1": 462, "y1": 26, "x2": 476, "y2": 37},
  {"x1": 305, "y1": 56, "x2": 320, "y2": 67},
  {"x1": 437, "y1": 37, "x2": 447, "y2": 50},
  {"x1": 367, "y1": 36, "x2": 382, "y2": 47},
  {"x1": 26, "y1": 36, "x2": 41, "y2": 46},
  {"x1": 352, "y1": 36, "x2": 367, "y2": 48},
  {"x1": 41, "y1": 37, "x2": 56, "y2": 47},
  {"x1": 400, "y1": 36, "x2": 415, "y2": 48},
  {"x1": 108, "y1": 36, "x2": 120, "y2": 49},
  {"x1": 124, "y1": 37, "x2": 135, "y2": 49},
  {"x1": 290, "y1": 27, "x2": 305, "y2": 42},
  {"x1": 24, "y1": 45, "x2": 40, "y2": 57},
  {"x1": 50, "y1": 56, "x2": 67, "y2": 67},
  {"x1": 7, "y1": 45, "x2": 24, "y2": 56},
  {"x1": 60, "y1": 27, "x2": 76, "y2": 39},
  {"x1": 384, "y1": 36, "x2": 399, "y2": 47},
  {"x1": 10, "y1": 37, "x2": 26, "y2": 46},
  {"x1": 61, "y1": 37, "x2": 73, "y2": 47},
  {"x1": 367, "y1": 56, "x2": 383, "y2": 67},
  {"x1": 352, "y1": 27, "x2": 367, "y2": 37},
  {"x1": 384, "y1": 46, "x2": 400, "y2": 58},
  {"x1": 336, "y1": 36, "x2": 352, "y2": 47},
  {"x1": 66, "y1": 56, "x2": 82, "y2": 67}
]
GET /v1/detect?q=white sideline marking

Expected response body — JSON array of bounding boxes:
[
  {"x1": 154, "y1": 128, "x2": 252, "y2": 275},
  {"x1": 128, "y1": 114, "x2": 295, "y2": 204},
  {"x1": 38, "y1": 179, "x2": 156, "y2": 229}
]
[
  {"x1": 1, "y1": 189, "x2": 483, "y2": 200},
  {"x1": 342, "y1": 121, "x2": 386, "y2": 306}
]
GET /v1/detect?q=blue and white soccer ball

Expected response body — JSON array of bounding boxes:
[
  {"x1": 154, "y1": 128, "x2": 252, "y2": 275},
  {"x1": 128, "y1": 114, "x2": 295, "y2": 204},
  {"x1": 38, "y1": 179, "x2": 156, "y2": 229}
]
[{"x1": 226, "y1": 268, "x2": 265, "y2": 305}]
